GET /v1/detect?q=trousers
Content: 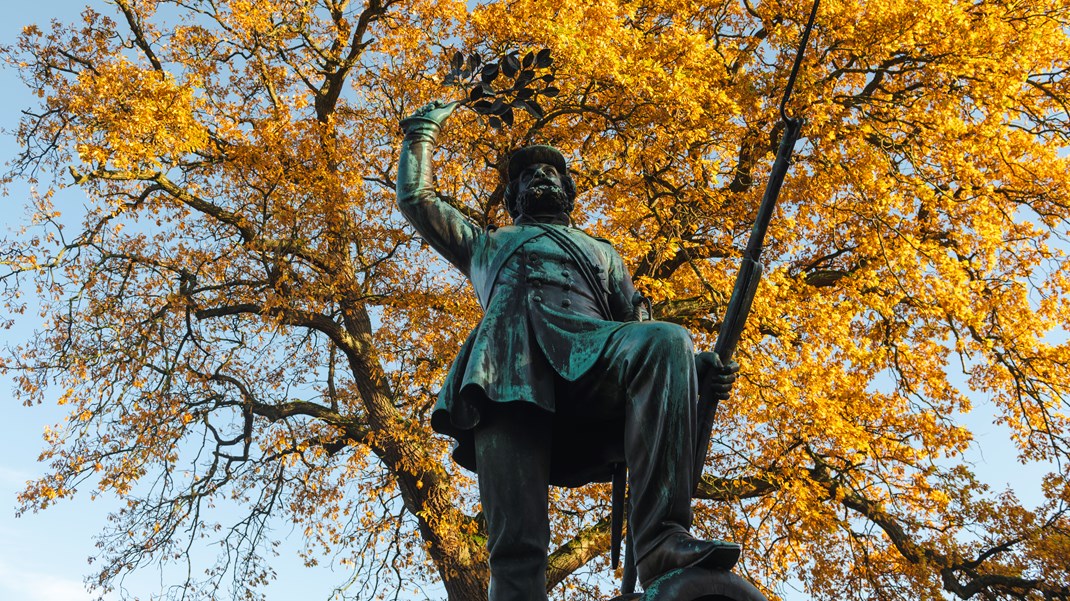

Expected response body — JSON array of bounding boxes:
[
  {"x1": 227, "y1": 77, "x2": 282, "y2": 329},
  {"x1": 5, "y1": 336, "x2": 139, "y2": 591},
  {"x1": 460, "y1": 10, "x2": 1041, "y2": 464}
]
[{"x1": 474, "y1": 321, "x2": 698, "y2": 600}]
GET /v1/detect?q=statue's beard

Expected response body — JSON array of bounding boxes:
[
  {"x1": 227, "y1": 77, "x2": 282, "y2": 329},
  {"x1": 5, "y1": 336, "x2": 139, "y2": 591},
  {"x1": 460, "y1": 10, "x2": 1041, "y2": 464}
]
[{"x1": 517, "y1": 184, "x2": 570, "y2": 217}]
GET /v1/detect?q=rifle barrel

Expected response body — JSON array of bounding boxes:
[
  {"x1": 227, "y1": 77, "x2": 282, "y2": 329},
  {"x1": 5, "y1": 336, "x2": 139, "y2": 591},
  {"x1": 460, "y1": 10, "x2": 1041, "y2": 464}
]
[
  {"x1": 693, "y1": 118, "x2": 804, "y2": 493},
  {"x1": 744, "y1": 119, "x2": 803, "y2": 264}
]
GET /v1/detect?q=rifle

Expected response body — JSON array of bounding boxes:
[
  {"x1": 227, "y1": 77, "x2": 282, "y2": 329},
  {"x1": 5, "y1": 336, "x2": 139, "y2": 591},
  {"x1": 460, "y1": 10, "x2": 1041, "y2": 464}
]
[
  {"x1": 692, "y1": 0, "x2": 819, "y2": 491},
  {"x1": 689, "y1": 121, "x2": 801, "y2": 488},
  {"x1": 611, "y1": 1, "x2": 821, "y2": 595}
]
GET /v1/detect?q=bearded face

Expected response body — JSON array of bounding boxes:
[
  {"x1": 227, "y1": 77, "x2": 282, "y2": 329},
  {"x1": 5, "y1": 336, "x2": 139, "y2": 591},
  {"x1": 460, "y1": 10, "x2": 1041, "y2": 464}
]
[
  {"x1": 510, "y1": 162, "x2": 574, "y2": 219},
  {"x1": 516, "y1": 182, "x2": 571, "y2": 217}
]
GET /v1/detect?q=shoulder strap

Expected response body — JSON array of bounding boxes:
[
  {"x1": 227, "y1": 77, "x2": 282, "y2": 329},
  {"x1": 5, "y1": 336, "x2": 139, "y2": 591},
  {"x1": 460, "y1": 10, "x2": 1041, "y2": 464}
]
[
  {"x1": 533, "y1": 224, "x2": 614, "y2": 320},
  {"x1": 479, "y1": 226, "x2": 548, "y2": 307}
]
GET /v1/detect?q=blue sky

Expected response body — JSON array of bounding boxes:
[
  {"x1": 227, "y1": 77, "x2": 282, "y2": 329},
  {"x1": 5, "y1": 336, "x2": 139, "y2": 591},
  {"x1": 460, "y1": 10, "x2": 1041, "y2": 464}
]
[
  {"x1": 0, "y1": 4, "x2": 110, "y2": 598},
  {"x1": 0, "y1": 3, "x2": 340, "y2": 600},
  {"x1": 0, "y1": 2, "x2": 1057, "y2": 601}
]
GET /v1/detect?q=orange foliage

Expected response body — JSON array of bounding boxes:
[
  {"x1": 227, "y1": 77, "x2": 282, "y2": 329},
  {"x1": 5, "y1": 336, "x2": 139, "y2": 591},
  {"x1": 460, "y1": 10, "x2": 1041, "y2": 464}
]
[{"x1": 2, "y1": 0, "x2": 1069, "y2": 599}]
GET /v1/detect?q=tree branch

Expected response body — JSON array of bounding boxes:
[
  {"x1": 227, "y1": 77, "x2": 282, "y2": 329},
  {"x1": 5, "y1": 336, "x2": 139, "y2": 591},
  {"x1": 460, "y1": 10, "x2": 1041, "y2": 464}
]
[
  {"x1": 115, "y1": 0, "x2": 164, "y2": 72},
  {"x1": 546, "y1": 518, "x2": 611, "y2": 591}
]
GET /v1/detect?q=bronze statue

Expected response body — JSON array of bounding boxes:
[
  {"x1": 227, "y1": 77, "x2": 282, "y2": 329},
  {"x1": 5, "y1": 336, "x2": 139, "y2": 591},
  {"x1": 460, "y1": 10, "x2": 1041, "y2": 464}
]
[{"x1": 396, "y1": 100, "x2": 741, "y2": 600}]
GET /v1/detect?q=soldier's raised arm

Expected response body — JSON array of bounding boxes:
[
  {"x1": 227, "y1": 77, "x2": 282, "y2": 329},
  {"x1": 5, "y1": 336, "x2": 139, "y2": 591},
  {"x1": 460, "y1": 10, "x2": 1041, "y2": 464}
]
[{"x1": 396, "y1": 101, "x2": 481, "y2": 275}]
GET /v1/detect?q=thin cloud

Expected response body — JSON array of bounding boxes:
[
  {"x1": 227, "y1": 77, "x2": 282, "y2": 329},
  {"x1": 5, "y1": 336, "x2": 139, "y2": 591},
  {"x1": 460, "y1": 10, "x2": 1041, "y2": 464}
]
[{"x1": 0, "y1": 559, "x2": 92, "y2": 601}]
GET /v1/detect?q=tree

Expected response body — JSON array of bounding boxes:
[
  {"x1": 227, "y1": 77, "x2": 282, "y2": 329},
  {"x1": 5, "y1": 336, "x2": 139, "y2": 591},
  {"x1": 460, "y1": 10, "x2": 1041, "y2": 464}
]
[{"x1": 2, "y1": 0, "x2": 1069, "y2": 599}]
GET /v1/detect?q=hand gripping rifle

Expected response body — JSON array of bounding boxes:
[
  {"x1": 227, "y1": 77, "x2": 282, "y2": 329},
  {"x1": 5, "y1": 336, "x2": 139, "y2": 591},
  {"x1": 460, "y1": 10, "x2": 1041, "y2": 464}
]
[{"x1": 611, "y1": 1, "x2": 821, "y2": 594}]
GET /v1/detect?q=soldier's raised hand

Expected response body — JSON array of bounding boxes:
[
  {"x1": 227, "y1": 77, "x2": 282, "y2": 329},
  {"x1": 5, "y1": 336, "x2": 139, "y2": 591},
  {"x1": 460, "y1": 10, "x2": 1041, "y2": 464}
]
[
  {"x1": 400, "y1": 100, "x2": 460, "y2": 134},
  {"x1": 695, "y1": 351, "x2": 739, "y2": 402}
]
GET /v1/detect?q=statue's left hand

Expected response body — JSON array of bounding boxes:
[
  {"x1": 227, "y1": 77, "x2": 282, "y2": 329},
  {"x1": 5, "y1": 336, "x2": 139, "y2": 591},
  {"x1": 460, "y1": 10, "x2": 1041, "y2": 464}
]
[{"x1": 695, "y1": 352, "x2": 739, "y2": 401}]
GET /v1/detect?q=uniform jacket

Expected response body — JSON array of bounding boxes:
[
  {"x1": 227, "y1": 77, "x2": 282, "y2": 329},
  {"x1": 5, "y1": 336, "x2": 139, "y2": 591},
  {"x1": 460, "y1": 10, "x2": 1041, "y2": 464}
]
[{"x1": 397, "y1": 134, "x2": 640, "y2": 484}]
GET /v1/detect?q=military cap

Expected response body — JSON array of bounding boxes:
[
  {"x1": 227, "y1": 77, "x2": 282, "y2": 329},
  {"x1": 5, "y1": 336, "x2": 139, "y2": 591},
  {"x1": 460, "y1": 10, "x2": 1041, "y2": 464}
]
[{"x1": 508, "y1": 145, "x2": 568, "y2": 181}]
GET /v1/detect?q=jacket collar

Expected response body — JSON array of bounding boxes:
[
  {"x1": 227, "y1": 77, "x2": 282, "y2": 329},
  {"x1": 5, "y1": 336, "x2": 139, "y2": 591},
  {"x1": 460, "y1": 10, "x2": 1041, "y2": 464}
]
[{"x1": 513, "y1": 213, "x2": 571, "y2": 226}]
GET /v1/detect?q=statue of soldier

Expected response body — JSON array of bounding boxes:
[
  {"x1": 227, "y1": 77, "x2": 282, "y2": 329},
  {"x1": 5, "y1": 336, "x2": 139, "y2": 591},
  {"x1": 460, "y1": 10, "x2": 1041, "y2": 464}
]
[{"x1": 397, "y1": 100, "x2": 741, "y2": 600}]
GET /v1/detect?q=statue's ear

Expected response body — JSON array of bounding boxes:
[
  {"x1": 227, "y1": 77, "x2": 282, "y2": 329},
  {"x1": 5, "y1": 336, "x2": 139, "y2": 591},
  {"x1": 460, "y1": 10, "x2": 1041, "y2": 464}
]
[
  {"x1": 503, "y1": 180, "x2": 519, "y2": 217},
  {"x1": 563, "y1": 173, "x2": 577, "y2": 203}
]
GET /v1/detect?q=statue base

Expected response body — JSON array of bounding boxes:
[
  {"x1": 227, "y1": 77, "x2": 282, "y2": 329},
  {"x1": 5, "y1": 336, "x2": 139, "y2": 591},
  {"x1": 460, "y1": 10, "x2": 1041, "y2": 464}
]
[{"x1": 607, "y1": 567, "x2": 769, "y2": 601}]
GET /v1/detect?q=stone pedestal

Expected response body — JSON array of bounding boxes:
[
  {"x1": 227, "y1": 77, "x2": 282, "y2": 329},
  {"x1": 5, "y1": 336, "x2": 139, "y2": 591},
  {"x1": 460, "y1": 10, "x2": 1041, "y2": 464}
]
[{"x1": 607, "y1": 567, "x2": 768, "y2": 601}]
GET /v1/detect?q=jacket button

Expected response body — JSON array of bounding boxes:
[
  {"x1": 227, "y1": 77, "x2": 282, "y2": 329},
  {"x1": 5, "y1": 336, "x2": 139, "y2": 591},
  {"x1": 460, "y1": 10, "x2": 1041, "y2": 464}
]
[
  {"x1": 529, "y1": 252, "x2": 541, "y2": 264},
  {"x1": 562, "y1": 270, "x2": 571, "y2": 278},
  {"x1": 533, "y1": 295, "x2": 543, "y2": 302},
  {"x1": 561, "y1": 299, "x2": 572, "y2": 308},
  {"x1": 563, "y1": 283, "x2": 572, "y2": 291}
]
